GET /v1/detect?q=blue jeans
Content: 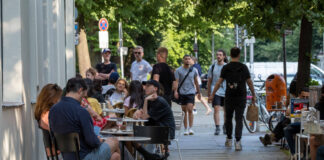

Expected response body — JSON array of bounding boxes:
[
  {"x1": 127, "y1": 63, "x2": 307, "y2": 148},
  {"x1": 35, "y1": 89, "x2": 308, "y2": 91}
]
[
  {"x1": 83, "y1": 143, "x2": 111, "y2": 160},
  {"x1": 284, "y1": 122, "x2": 301, "y2": 155}
]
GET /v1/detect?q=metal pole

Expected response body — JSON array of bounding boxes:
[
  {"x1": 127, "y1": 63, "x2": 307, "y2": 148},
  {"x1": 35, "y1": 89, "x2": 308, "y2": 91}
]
[
  {"x1": 236, "y1": 25, "x2": 239, "y2": 47},
  {"x1": 194, "y1": 31, "x2": 198, "y2": 59},
  {"x1": 244, "y1": 30, "x2": 247, "y2": 63},
  {"x1": 119, "y1": 22, "x2": 124, "y2": 78},
  {"x1": 250, "y1": 37, "x2": 255, "y2": 81},
  {"x1": 283, "y1": 33, "x2": 287, "y2": 86},
  {"x1": 212, "y1": 33, "x2": 215, "y2": 64}
]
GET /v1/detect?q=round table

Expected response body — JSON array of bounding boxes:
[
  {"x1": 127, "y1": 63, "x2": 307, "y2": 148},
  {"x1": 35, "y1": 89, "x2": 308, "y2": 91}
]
[
  {"x1": 102, "y1": 108, "x2": 125, "y2": 113},
  {"x1": 100, "y1": 129, "x2": 133, "y2": 135},
  {"x1": 107, "y1": 118, "x2": 148, "y2": 122}
]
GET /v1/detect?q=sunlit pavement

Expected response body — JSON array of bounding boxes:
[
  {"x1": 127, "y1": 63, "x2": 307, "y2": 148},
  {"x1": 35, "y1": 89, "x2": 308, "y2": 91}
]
[{"x1": 168, "y1": 96, "x2": 288, "y2": 160}]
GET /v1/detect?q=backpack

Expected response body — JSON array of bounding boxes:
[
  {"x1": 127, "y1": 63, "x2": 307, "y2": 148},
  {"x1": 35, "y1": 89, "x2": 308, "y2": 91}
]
[
  {"x1": 104, "y1": 88, "x2": 116, "y2": 98},
  {"x1": 226, "y1": 66, "x2": 245, "y2": 96}
]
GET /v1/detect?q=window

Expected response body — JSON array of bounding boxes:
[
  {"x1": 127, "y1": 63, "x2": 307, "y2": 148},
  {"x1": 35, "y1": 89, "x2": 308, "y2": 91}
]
[{"x1": 1, "y1": 0, "x2": 23, "y2": 107}]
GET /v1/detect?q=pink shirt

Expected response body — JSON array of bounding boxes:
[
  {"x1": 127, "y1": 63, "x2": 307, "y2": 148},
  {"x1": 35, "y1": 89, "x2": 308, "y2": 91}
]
[{"x1": 123, "y1": 97, "x2": 137, "y2": 108}]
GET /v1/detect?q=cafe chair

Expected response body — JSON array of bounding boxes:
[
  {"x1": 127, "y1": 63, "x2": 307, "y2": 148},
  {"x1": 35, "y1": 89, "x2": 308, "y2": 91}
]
[
  {"x1": 41, "y1": 129, "x2": 59, "y2": 160},
  {"x1": 295, "y1": 111, "x2": 310, "y2": 160},
  {"x1": 112, "y1": 102, "x2": 124, "y2": 109},
  {"x1": 133, "y1": 126, "x2": 170, "y2": 159},
  {"x1": 170, "y1": 111, "x2": 184, "y2": 160},
  {"x1": 53, "y1": 132, "x2": 80, "y2": 160}
]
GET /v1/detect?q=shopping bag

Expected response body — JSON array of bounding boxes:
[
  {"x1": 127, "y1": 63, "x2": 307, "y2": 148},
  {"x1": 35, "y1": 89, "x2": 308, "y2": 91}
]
[{"x1": 246, "y1": 104, "x2": 259, "y2": 121}]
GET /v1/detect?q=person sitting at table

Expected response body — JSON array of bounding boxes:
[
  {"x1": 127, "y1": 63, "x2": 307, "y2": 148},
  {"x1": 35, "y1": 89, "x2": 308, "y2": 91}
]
[
  {"x1": 124, "y1": 80, "x2": 144, "y2": 116},
  {"x1": 34, "y1": 84, "x2": 63, "y2": 156},
  {"x1": 259, "y1": 87, "x2": 309, "y2": 147},
  {"x1": 133, "y1": 80, "x2": 175, "y2": 160},
  {"x1": 84, "y1": 78, "x2": 103, "y2": 116},
  {"x1": 86, "y1": 67, "x2": 97, "y2": 81},
  {"x1": 284, "y1": 87, "x2": 316, "y2": 159},
  {"x1": 102, "y1": 72, "x2": 119, "y2": 95},
  {"x1": 309, "y1": 85, "x2": 324, "y2": 160},
  {"x1": 108, "y1": 78, "x2": 128, "y2": 106},
  {"x1": 49, "y1": 78, "x2": 120, "y2": 160}
]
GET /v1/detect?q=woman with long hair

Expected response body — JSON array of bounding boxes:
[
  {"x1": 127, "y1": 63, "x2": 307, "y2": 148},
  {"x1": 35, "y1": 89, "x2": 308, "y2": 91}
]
[
  {"x1": 124, "y1": 80, "x2": 144, "y2": 115},
  {"x1": 34, "y1": 84, "x2": 63, "y2": 131},
  {"x1": 108, "y1": 78, "x2": 129, "y2": 106}
]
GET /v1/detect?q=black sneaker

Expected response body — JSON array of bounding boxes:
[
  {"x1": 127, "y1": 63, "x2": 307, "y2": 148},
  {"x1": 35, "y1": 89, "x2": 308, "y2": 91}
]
[
  {"x1": 223, "y1": 125, "x2": 226, "y2": 134},
  {"x1": 214, "y1": 128, "x2": 221, "y2": 135}
]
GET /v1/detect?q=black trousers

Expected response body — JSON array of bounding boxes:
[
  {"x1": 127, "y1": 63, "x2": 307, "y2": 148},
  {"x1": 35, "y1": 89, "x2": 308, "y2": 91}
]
[{"x1": 225, "y1": 97, "x2": 246, "y2": 141}]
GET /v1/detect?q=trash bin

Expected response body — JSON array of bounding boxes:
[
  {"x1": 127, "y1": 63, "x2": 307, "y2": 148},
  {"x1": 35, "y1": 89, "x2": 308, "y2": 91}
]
[{"x1": 265, "y1": 74, "x2": 287, "y2": 110}]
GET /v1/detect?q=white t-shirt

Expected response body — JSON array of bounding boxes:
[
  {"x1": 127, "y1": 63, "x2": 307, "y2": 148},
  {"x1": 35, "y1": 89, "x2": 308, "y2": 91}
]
[
  {"x1": 109, "y1": 91, "x2": 125, "y2": 106},
  {"x1": 130, "y1": 59, "x2": 152, "y2": 82},
  {"x1": 123, "y1": 96, "x2": 137, "y2": 108}
]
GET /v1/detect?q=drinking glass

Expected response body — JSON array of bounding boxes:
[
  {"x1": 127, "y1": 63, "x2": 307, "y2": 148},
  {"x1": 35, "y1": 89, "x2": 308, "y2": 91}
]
[{"x1": 116, "y1": 118, "x2": 123, "y2": 132}]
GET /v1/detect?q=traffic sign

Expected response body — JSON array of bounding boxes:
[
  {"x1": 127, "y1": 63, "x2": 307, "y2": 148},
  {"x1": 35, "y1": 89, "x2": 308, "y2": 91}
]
[
  {"x1": 99, "y1": 31, "x2": 109, "y2": 48},
  {"x1": 98, "y1": 18, "x2": 109, "y2": 31}
]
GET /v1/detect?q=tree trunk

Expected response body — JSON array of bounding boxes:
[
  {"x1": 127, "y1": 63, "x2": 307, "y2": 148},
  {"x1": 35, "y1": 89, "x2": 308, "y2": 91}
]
[
  {"x1": 76, "y1": 29, "x2": 92, "y2": 77},
  {"x1": 296, "y1": 16, "x2": 312, "y2": 95}
]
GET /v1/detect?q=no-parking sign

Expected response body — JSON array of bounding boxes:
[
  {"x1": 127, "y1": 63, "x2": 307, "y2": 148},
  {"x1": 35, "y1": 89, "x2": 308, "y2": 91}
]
[{"x1": 98, "y1": 18, "x2": 109, "y2": 31}]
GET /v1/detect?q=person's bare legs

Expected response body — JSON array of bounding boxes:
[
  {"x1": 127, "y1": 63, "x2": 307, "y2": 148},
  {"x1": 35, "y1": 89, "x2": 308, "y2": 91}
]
[
  {"x1": 181, "y1": 106, "x2": 188, "y2": 129},
  {"x1": 199, "y1": 96, "x2": 212, "y2": 115},
  {"x1": 187, "y1": 103, "x2": 194, "y2": 128},
  {"x1": 214, "y1": 105, "x2": 221, "y2": 126},
  {"x1": 110, "y1": 152, "x2": 120, "y2": 160},
  {"x1": 105, "y1": 137, "x2": 121, "y2": 156}
]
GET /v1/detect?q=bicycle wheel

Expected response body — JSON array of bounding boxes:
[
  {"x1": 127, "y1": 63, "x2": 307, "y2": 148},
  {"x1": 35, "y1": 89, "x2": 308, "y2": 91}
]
[{"x1": 259, "y1": 104, "x2": 271, "y2": 130}]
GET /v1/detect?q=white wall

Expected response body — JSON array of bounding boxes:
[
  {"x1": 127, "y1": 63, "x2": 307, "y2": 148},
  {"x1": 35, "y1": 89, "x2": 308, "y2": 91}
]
[{"x1": 0, "y1": 0, "x2": 75, "y2": 159}]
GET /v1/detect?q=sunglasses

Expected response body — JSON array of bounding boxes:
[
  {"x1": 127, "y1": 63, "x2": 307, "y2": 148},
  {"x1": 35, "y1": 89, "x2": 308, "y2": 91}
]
[{"x1": 133, "y1": 52, "x2": 141, "y2": 55}]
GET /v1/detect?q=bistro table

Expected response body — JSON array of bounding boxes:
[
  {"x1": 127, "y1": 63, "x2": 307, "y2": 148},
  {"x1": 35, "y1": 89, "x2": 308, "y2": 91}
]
[
  {"x1": 102, "y1": 108, "x2": 125, "y2": 114},
  {"x1": 100, "y1": 129, "x2": 133, "y2": 135}
]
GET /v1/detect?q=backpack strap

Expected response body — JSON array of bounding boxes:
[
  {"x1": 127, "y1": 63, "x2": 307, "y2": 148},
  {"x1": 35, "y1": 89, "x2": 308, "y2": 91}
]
[
  {"x1": 211, "y1": 64, "x2": 215, "y2": 81},
  {"x1": 177, "y1": 67, "x2": 193, "y2": 93}
]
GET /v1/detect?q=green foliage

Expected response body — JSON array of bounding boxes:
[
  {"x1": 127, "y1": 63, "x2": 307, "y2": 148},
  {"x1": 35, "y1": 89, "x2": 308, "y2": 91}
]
[{"x1": 307, "y1": 79, "x2": 320, "y2": 86}]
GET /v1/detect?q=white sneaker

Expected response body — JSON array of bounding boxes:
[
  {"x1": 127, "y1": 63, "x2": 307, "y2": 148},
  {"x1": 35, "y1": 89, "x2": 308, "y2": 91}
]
[
  {"x1": 235, "y1": 140, "x2": 242, "y2": 151},
  {"x1": 193, "y1": 109, "x2": 197, "y2": 115},
  {"x1": 225, "y1": 138, "x2": 233, "y2": 147},
  {"x1": 184, "y1": 129, "x2": 189, "y2": 135},
  {"x1": 189, "y1": 128, "x2": 194, "y2": 135}
]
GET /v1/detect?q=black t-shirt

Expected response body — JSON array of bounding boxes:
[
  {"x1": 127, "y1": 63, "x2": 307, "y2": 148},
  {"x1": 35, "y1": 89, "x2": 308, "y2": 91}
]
[
  {"x1": 315, "y1": 99, "x2": 324, "y2": 120},
  {"x1": 95, "y1": 63, "x2": 117, "y2": 85},
  {"x1": 220, "y1": 62, "x2": 250, "y2": 99},
  {"x1": 151, "y1": 63, "x2": 175, "y2": 96},
  {"x1": 146, "y1": 96, "x2": 175, "y2": 139}
]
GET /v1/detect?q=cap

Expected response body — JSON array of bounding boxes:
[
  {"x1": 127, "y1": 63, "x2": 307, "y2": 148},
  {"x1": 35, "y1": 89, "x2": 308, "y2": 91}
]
[
  {"x1": 102, "y1": 48, "x2": 111, "y2": 54},
  {"x1": 109, "y1": 72, "x2": 119, "y2": 84},
  {"x1": 142, "y1": 80, "x2": 159, "y2": 90}
]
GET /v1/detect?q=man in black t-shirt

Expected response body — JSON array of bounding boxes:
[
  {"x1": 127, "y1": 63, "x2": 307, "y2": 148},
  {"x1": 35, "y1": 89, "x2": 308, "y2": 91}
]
[
  {"x1": 208, "y1": 47, "x2": 256, "y2": 151},
  {"x1": 95, "y1": 48, "x2": 117, "y2": 85},
  {"x1": 151, "y1": 47, "x2": 175, "y2": 106},
  {"x1": 133, "y1": 80, "x2": 175, "y2": 160}
]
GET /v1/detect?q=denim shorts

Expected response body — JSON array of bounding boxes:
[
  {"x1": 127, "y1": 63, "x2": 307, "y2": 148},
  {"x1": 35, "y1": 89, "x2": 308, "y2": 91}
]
[{"x1": 83, "y1": 143, "x2": 111, "y2": 160}]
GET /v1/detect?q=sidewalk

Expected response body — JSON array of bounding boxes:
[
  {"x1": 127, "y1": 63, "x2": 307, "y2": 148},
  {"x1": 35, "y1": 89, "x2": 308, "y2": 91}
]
[{"x1": 168, "y1": 97, "x2": 288, "y2": 160}]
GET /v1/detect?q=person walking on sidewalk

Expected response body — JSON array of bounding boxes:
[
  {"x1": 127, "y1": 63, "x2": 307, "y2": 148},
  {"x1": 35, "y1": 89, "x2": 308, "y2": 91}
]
[
  {"x1": 207, "y1": 49, "x2": 227, "y2": 135},
  {"x1": 130, "y1": 46, "x2": 152, "y2": 82},
  {"x1": 174, "y1": 55, "x2": 201, "y2": 135},
  {"x1": 208, "y1": 47, "x2": 256, "y2": 151},
  {"x1": 151, "y1": 47, "x2": 175, "y2": 106}
]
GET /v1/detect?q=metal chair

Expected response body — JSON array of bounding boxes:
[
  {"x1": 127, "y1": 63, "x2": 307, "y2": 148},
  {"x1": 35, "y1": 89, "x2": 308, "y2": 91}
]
[
  {"x1": 53, "y1": 132, "x2": 80, "y2": 160},
  {"x1": 133, "y1": 126, "x2": 170, "y2": 159},
  {"x1": 295, "y1": 111, "x2": 311, "y2": 160},
  {"x1": 170, "y1": 111, "x2": 184, "y2": 160},
  {"x1": 41, "y1": 129, "x2": 59, "y2": 160}
]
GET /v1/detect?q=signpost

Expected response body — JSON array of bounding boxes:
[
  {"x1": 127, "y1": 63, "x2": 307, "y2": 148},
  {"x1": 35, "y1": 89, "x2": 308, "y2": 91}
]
[{"x1": 98, "y1": 18, "x2": 109, "y2": 49}]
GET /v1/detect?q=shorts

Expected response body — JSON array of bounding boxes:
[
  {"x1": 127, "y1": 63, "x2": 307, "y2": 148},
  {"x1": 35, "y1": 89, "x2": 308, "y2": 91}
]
[
  {"x1": 179, "y1": 94, "x2": 195, "y2": 105},
  {"x1": 83, "y1": 143, "x2": 111, "y2": 160},
  {"x1": 212, "y1": 95, "x2": 225, "y2": 107}
]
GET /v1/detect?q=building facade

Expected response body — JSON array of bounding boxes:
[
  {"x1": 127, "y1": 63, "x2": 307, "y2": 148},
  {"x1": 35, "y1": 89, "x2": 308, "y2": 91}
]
[{"x1": 0, "y1": 0, "x2": 75, "y2": 159}]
